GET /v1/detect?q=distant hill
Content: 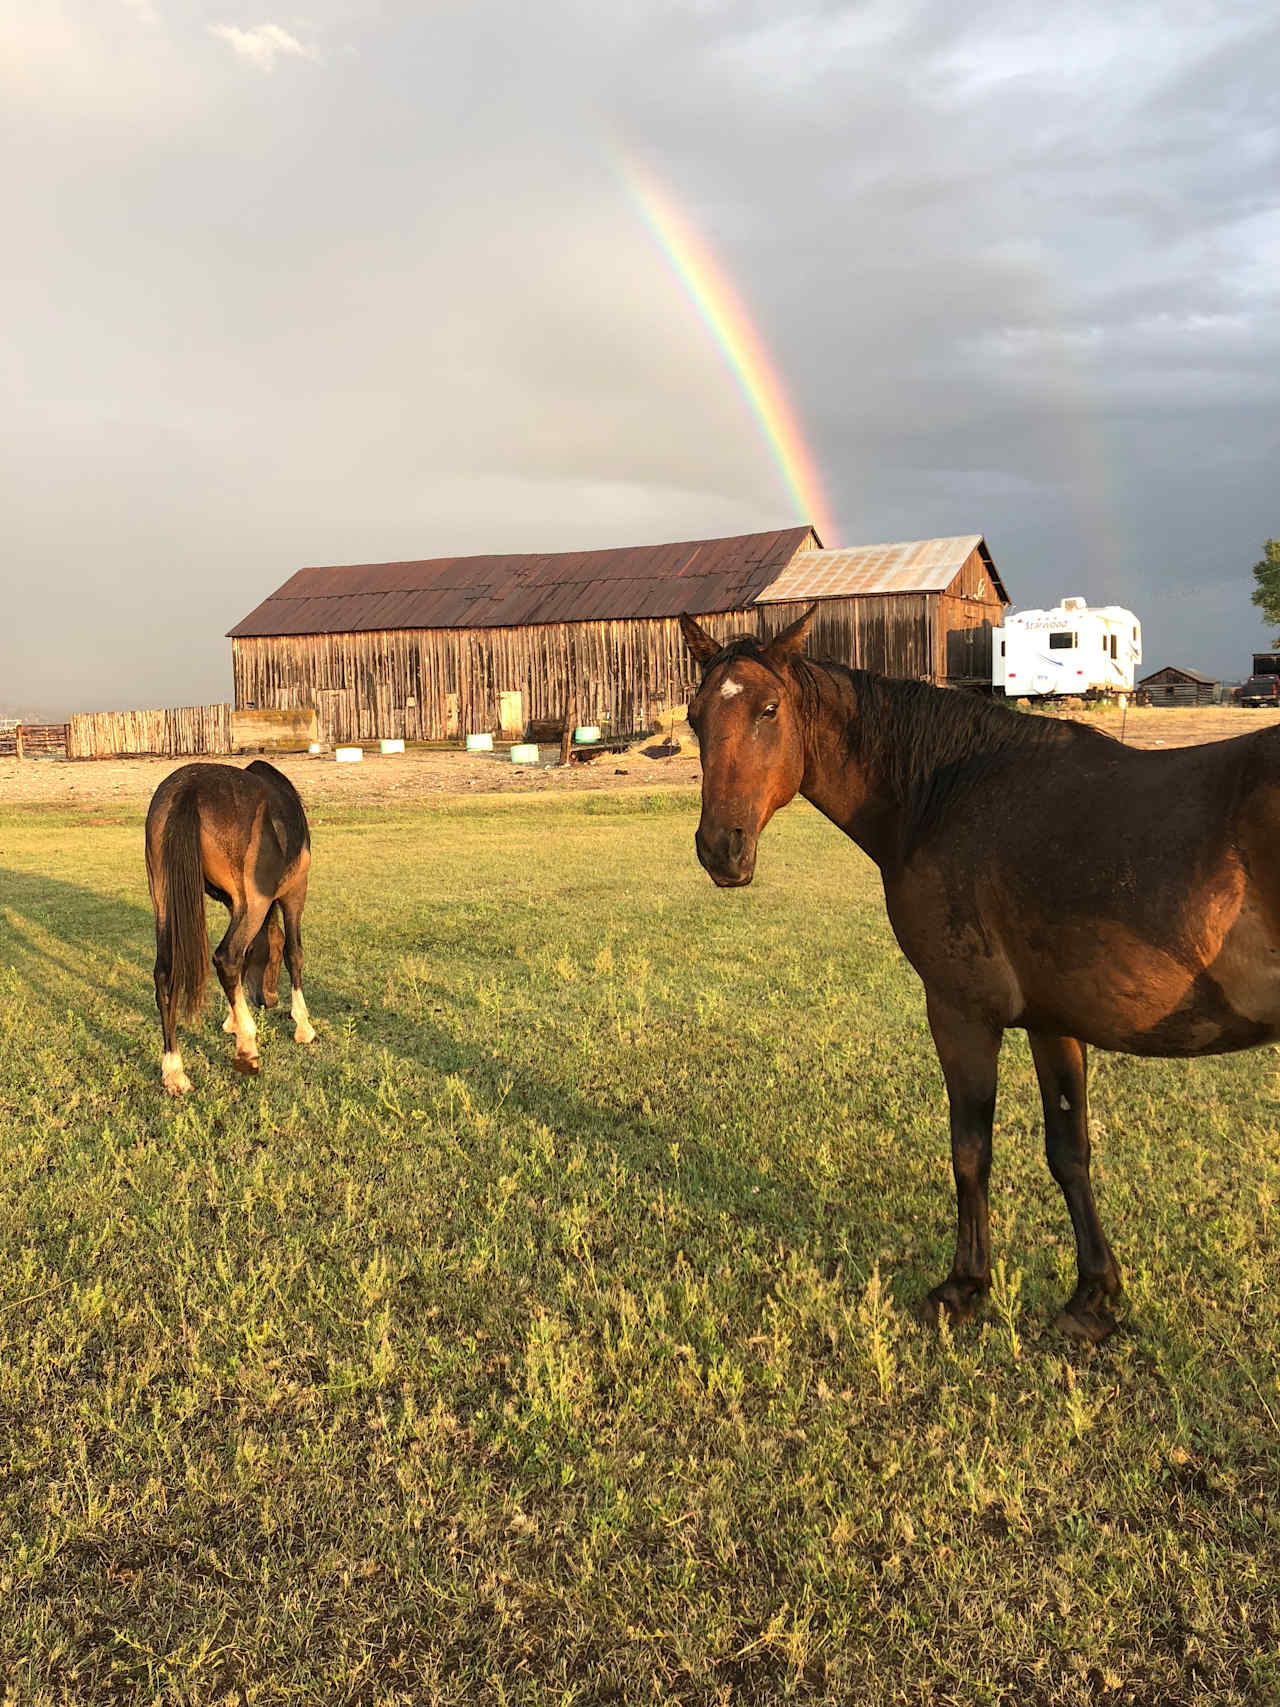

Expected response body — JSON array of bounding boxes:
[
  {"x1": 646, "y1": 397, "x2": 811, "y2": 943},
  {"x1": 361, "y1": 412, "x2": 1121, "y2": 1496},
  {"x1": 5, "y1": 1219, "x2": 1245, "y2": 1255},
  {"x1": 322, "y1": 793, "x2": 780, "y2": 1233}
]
[{"x1": 0, "y1": 702, "x2": 67, "y2": 723}]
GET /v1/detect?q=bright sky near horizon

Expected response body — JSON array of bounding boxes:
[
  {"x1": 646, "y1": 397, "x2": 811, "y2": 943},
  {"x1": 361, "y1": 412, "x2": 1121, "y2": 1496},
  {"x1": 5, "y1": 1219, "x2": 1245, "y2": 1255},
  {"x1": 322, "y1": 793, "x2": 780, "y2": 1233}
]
[{"x1": 2, "y1": 1, "x2": 1278, "y2": 715}]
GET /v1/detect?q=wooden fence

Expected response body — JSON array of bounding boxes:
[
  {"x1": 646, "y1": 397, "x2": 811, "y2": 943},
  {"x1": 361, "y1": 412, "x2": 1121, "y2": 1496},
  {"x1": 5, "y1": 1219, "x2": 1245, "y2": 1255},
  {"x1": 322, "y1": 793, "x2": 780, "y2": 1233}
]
[
  {"x1": 66, "y1": 704, "x2": 232, "y2": 760},
  {"x1": 0, "y1": 722, "x2": 69, "y2": 758}
]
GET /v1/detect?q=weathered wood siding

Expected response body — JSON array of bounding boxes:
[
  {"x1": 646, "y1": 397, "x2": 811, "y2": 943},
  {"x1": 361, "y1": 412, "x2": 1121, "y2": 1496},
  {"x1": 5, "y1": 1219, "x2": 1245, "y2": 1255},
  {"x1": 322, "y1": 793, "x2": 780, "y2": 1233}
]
[
  {"x1": 938, "y1": 545, "x2": 1003, "y2": 683},
  {"x1": 232, "y1": 557, "x2": 1003, "y2": 745},
  {"x1": 67, "y1": 704, "x2": 231, "y2": 759},
  {"x1": 767, "y1": 594, "x2": 937, "y2": 681},
  {"x1": 234, "y1": 619, "x2": 738, "y2": 744}
]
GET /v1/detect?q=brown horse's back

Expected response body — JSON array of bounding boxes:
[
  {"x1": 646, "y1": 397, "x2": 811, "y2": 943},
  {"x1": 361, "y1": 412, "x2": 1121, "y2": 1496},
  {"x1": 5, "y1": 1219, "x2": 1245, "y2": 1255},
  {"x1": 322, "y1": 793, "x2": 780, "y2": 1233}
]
[
  {"x1": 146, "y1": 762, "x2": 308, "y2": 905},
  {"x1": 888, "y1": 724, "x2": 1280, "y2": 1056}
]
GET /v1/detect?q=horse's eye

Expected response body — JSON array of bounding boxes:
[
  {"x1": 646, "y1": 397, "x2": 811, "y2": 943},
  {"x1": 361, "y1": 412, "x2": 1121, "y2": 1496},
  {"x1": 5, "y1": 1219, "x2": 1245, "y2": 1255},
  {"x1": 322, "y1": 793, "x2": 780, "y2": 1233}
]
[{"x1": 761, "y1": 703, "x2": 778, "y2": 720}]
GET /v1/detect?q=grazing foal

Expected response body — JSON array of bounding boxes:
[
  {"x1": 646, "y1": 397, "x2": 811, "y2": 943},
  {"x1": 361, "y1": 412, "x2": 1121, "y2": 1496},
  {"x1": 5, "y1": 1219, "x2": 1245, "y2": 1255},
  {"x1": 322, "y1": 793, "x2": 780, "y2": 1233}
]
[
  {"x1": 145, "y1": 760, "x2": 316, "y2": 1094},
  {"x1": 681, "y1": 607, "x2": 1280, "y2": 1340}
]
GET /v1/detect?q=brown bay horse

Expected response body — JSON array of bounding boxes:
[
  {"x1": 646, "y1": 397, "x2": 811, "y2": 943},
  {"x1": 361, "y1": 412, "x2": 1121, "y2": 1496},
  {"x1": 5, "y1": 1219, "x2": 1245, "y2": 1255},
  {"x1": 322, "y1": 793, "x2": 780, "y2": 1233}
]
[
  {"x1": 680, "y1": 606, "x2": 1280, "y2": 1341},
  {"x1": 145, "y1": 760, "x2": 316, "y2": 1094}
]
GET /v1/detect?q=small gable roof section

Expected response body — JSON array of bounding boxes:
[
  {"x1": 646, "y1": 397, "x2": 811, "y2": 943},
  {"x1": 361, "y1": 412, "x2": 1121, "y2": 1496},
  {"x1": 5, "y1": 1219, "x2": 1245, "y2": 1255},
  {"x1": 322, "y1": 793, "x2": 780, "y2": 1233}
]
[
  {"x1": 1139, "y1": 664, "x2": 1217, "y2": 686},
  {"x1": 227, "y1": 527, "x2": 815, "y2": 639},
  {"x1": 754, "y1": 535, "x2": 1008, "y2": 606}
]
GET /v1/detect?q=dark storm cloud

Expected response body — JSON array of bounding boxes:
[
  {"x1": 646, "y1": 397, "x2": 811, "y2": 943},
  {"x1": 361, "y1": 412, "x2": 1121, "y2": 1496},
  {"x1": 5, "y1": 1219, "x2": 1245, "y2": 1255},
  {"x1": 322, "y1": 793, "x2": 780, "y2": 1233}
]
[{"x1": 1, "y1": 0, "x2": 1277, "y2": 714}]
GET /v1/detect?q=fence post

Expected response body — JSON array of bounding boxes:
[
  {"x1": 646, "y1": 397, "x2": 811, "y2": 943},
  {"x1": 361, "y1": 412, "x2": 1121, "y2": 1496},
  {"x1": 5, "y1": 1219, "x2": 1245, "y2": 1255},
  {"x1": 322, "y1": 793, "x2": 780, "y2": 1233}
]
[{"x1": 14, "y1": 724, "x2": 23, "y2": 762}]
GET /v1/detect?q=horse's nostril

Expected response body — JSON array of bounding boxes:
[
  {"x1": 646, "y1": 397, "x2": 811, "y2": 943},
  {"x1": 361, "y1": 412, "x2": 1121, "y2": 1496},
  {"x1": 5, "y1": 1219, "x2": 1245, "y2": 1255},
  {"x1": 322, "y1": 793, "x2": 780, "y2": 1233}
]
[{"x1": 728, "y1": 828, "x2": 746, "y2": 861}]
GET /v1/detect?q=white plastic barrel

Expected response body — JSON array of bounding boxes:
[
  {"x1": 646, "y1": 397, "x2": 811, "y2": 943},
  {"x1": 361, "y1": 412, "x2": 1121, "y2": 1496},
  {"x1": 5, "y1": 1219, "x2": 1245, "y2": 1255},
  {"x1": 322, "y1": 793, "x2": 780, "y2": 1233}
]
[
  {"x1": 335, "y1": 746, "x2": 363, "y2": 764},
  {"x1": 510, "y1": 743, "x2": 540, "y2": 765},
  {"x1": 379, "y1": 738, "x2": 405, "y2": 755},
  {"x1": 466, "y1": 733, "x2": 494, "y2": 752}
]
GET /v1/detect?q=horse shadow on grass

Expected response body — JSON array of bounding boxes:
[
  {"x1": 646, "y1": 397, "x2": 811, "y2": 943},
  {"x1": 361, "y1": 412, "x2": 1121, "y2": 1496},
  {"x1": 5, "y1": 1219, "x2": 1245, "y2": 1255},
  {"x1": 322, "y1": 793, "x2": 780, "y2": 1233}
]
[{"x1": 0, "y1": 862, "x2": 928, "y2": 1297}]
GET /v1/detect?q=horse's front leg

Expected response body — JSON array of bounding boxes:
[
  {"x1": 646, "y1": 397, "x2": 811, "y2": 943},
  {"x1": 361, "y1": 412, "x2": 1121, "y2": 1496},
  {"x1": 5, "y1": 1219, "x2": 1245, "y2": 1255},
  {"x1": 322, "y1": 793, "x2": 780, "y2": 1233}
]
[
  {"x1": 924, "y1": 998, "x2": 1001, "y2": 1328},
  {"x1": 1029, "y1": 1032, "x2": 1122, "y2": 1343},
  {"x1": 280, "y1": 883, "x2": 315, "y2": 1045}
]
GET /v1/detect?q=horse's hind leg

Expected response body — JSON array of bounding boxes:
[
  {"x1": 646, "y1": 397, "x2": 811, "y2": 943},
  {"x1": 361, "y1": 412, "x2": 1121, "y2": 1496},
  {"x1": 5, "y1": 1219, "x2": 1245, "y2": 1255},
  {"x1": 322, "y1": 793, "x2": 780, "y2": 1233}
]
[
  {"x1": 1029, "y1": 1033, "x2": 1122, "y2": 1343},
  {"x1": 924, "y1": 1000, "x2": 1001, "y2": 1328},
  {"x1": 279, "y1": 882, "x2": 315, "y2": 1044},
  {"x1": 212, "y1": 896, "x2": 272, "y2": 1075},
  {"x1": 153, "y1": 911, "x2": 192, "y2": 1095}
]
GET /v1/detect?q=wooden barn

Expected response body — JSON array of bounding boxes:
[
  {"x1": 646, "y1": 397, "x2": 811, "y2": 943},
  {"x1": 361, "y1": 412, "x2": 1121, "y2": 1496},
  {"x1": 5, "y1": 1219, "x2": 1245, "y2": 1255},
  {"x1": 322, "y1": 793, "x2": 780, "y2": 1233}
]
[
  {"x1": 1138, "y1": 664, "x2": 1218, "y2": 707},
  {"x1": 227, "y1": 529, "x2": 1009, "y2": 745}
]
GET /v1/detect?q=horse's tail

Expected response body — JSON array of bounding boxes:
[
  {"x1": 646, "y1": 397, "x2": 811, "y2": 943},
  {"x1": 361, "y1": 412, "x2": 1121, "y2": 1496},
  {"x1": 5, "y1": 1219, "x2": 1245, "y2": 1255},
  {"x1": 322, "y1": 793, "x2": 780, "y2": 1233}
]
[{"x1": 150, "y1": 784, "x2": 208, "y2": 1028}]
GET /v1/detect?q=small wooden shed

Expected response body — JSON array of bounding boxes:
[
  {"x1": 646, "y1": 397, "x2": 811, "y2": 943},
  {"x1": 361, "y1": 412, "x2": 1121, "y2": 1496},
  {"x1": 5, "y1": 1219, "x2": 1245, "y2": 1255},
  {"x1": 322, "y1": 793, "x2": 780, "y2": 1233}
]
[
  {"x1": 227, "y1": 529, "x2": 1008, "y2": 745},
  {"x1": 756, "y1": 536, "x2": 1008, "y2": 687},
  {"x1": 1137, "y1": 665, "x2": 1218, "y2": 707}
]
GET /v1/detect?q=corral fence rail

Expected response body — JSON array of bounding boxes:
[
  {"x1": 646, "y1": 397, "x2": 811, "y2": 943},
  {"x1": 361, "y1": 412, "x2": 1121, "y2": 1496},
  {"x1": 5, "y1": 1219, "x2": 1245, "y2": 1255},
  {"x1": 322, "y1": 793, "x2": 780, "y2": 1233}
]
[
  {"x1": 67, "y1": 704, "x2": 232, "y2": 760},
  {"x1": 0, "y1": 721, "x2": 70, "y2": 758}
]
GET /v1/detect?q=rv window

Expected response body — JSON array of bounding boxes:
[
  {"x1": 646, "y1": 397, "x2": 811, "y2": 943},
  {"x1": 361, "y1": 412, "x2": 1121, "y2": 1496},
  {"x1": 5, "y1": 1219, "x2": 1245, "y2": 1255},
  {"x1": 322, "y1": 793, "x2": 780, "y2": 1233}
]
[
  {"x1": 1110, "y1": 635, "x2": 1118, "y2": 658},
  {"x1": 999, "y1": 639, "x2": 1005, "y2": 656},
  {"x1": 1049, "y1": 632, "x2": 1075, "y2": 649}
]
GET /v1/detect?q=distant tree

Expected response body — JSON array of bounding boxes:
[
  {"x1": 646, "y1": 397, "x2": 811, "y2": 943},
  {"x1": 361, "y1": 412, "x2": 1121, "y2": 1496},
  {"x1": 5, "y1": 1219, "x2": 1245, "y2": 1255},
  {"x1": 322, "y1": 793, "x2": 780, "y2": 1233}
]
[{"x1": 1252, "y1": 538, "x2": 1280, "y2": 640}]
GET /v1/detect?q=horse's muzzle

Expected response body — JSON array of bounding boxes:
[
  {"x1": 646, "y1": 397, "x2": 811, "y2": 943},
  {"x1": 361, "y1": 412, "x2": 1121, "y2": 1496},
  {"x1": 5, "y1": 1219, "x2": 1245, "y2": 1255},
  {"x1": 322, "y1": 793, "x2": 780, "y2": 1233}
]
[{"x1": 695, "y1": 823, "x2": 756, "y2": 888}]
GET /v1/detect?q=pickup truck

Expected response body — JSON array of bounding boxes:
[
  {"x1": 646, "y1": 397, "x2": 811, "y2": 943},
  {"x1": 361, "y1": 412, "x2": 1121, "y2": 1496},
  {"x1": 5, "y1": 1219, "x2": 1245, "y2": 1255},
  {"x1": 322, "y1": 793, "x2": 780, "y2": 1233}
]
[{"x1": 1240, "y1": 674, "x2": 1280, "y2": 707}]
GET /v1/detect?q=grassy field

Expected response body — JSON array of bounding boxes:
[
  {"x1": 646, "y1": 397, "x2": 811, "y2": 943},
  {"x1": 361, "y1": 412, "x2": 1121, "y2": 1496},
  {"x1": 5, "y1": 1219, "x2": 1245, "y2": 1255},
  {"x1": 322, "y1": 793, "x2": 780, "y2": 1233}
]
[{"x1": 1, "y1": 787, "x2": 1277, "y2": 1705}]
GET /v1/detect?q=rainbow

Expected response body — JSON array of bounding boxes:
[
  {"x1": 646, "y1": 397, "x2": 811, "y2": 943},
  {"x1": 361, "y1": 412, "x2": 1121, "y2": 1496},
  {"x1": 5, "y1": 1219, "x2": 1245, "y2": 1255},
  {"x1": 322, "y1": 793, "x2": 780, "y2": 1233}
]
[{"x1": 623, "y1": 160, "x2": 837, "y2": 547}]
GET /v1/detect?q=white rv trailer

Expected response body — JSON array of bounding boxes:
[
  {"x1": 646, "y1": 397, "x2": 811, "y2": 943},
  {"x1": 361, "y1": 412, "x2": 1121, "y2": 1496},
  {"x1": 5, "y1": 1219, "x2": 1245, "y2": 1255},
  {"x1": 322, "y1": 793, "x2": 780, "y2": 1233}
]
[{"x1": 994, "y1": 597, "x2": 1142, "y2": 698}]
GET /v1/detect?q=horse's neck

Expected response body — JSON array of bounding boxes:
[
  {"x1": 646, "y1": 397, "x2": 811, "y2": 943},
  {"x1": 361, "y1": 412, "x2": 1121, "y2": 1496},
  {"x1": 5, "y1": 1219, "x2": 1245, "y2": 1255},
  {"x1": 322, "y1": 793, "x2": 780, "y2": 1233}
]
[{"x1": 796, "y1": 664, "x2": 900, "y2": 868}]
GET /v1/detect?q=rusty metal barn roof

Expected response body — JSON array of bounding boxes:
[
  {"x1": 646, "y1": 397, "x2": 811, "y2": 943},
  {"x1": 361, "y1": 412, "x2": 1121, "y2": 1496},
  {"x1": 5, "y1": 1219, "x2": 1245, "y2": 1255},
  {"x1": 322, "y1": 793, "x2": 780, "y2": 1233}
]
[
  {"x1": 227, "y1": 527, "x2": 816, "y2": 638},
  {"x1": 754, "y1": 536, "x2": 1009, "y2": 605}
]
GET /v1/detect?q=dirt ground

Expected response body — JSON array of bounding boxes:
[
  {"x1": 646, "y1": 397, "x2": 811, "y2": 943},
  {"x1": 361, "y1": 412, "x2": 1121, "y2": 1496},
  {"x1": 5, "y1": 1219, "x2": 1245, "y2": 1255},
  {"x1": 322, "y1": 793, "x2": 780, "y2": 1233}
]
[
  {"x1": 0, "y1": 736, "x2": 706, "y2": 813},
  {"x1": 2, "y1": 705, "x2": 1278, "y2": 813}
]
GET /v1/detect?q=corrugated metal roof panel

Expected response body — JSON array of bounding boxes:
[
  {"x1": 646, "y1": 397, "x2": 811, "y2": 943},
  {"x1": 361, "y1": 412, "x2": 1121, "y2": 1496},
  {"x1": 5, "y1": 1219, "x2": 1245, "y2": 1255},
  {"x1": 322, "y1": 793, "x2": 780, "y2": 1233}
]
[
  {"x1": 754, "y1": 537, "x2": 996, "y2": 603},
  {"x1": 227, "y1": 527, "x2": 816, "y2": 637}
]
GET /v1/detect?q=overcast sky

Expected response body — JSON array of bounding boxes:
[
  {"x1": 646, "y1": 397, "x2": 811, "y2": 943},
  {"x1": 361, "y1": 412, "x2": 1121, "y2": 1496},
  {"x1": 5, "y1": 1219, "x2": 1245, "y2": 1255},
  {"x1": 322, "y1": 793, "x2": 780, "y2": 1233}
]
[{"x1": 3, "y1": 0, "x2": 1278, "y2": 715}]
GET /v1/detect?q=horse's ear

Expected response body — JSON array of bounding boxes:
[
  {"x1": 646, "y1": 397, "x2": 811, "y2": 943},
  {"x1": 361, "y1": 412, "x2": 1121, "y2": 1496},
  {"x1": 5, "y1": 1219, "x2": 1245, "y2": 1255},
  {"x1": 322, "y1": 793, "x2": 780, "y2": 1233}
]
[
  {"x1": 764, "y1": 602, "x2": 818, "y2": 661},
  {"x1": 679, "y1": 612, "x2": 721, "y2": 667}
]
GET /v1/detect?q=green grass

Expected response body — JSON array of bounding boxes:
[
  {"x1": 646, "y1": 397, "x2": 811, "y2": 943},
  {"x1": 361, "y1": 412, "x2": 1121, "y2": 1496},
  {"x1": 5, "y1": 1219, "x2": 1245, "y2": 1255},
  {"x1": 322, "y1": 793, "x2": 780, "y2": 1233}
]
[{"x1": 0, "y1": 790, "x2": 1277, "y2": 1705}]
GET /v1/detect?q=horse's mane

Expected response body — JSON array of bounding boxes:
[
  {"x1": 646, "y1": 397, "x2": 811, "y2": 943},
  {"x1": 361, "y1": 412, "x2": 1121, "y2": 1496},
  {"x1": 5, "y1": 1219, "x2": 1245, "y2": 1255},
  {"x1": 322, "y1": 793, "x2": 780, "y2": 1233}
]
[{"x1": 785, "y1": 650, "x2": 1113, "y2": 840}]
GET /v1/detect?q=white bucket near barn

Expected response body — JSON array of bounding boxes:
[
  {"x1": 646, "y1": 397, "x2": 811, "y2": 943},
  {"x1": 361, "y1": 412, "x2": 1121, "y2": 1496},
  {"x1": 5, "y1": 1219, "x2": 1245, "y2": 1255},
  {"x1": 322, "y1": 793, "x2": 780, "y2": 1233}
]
[
  {"x1": 335, "y1": 746, "x2": 363, "y2": 763},
  {"x1": 466, "y1": 733, "x2": 494, "y2": 752},
  {"x1": 379, "y1": 738, "x2": 405, "y2": 755},
  {"x1": 510, "y1": 743, "x2": 539, "y2": 765},
  {"x1": 573, "y1": 726, "x2": 601, "y2": 744}
]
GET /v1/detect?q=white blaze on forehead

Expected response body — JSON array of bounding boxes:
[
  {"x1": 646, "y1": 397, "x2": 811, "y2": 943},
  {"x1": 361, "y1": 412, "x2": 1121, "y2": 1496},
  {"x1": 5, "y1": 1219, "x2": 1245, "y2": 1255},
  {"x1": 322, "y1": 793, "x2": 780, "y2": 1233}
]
[{"x1": 719, "y1": 678, "x2": 744, "y2": 699}]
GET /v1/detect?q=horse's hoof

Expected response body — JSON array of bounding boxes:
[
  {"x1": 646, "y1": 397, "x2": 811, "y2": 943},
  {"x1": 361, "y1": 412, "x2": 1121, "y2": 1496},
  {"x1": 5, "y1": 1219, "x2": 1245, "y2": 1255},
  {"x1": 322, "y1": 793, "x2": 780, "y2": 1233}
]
[
  {"x1": 294, "y1": 1023, "x2": 316, "y2": 1045},
  {"x1": 231, "y1": 1053, "x2": 260, "y2": 1076},
  {"x1": 162, "y1": 1071, "x2": 193, "y2": 1096},
  {"x1": 1055, "y1": 1302, "x2": 1118, "y2": 1344},
  {"x1": 263, "y1": 991, "x2": 279, "y2": 1009},
  {"x1": 923, "y1": 1277, "x2": 989, "y2": 1329}
]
